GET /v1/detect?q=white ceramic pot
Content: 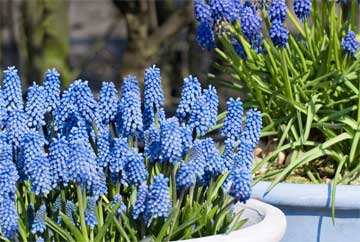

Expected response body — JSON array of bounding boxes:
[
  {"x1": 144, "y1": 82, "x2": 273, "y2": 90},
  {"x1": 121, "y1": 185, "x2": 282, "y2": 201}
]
[{"x1": 179, "y1": 199, "x2": 287, "y2": 242}]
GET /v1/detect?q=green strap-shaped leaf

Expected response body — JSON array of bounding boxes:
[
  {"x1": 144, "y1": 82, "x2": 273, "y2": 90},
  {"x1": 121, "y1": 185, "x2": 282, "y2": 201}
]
[
  {"x1": 94, "y1": 201, "x2": 121, "y2": 242},
  {"x1": 60, "y1": 212, "x2": 85, "y2": 242},
  {"x1": 46, "y1": 217, "x2": 77, "y2": 242}
]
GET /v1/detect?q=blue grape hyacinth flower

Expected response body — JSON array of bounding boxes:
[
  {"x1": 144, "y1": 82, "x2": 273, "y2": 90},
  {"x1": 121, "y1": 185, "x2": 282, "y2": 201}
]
[
  {"x1": 176, "y1": 162, "x2": 197, "y2": 190},
  {"x1": 2, "y1": 66, "x2": 23, "y2": 112},
  {"x1": 235, "y1": 139, "x2": 254, "y2": 170},
  {"x1": 203, "y1": 85, "x2": 218, "y2": 128},
  {"x1": 25, "y1": 82, "x2": 46, "y2": 129},
  {"x1": 26, "y1": 155, "x2": 52, "y2": 196},
  {"x1": 194, "y1": 0, "x2": 214, "y2": 27},
  {"x1": 144, "y1": 125, "x2": 162, "y2": 162},
  {"x1": 240, "y1": 108, "x2": 262, "y2": 149},
  {"x1": 85, "y1": 197, "x2": 98, "y2": 229},
  {"x1": 97, "y1": 82, "x2": 118, "y2": 126},
  {"x1": 176, "y1": 75, "x2": 202, "y2": 121},
  {"x1": 160, "y1": 117, "x2": 183, "y2": 165},
  {"x1": 31, "y1": 205, "x2": 46, "y2": 234},
  {"x1": 210, "y1": 0, "x2": 236, "y2": 23},
  {"x1": 147, "y1": 174, "x2": 172, "y2": 219},
  {"x1": 221, "y1": 98, "x2": 243, "y2": 140},
  {"x1": 231, "y1": 36, "x2": 247, "y2": 59},
  {"x1": 109, "y1": 137, "x2": 129, "y2": 179},
  {"x1": 133, "y1": 182, "x2": 149, "y2": 220},
  {"x1": 269, "y1": 0, "x2": 287, "y2": 23},
  {"x1": 196, "y1": 22, "x2": 216, "y2": 51},
  {"x1": 269, "y1": 20, "x2": 289, "y2": 48},
  {"x1": 49, "y1": 135, "x2": 70, "y2": 188},
  {"x1": 144, "y1": 65, "x2": 165, "y2": 110},
  {"x1": 0, "y1": 196, "x2": 18, "y2": 239},
  {"x1": 221, "y1": 138, "x2": 236, "y2": 171},
  {"x1": 188, "y1": 95, "x2": 211, "y2": 136},
  {"x1": 96, "y1": 126, "x2": 111, "y2": 168},
  {"x1": 342, "y1": 31, "x2": 359, "y2": 56},
  {"x1": 43, "y1": 68, "x2": 61, "y2": 113},
  {"x1": 294, "y1": 0, "x2": 311, "y2": 20},
  {"x1": 240, "y1": 2, "x2": 262, "y2": 41},
  {"x1": 5, "y1": 110, "x2": 29, "y2": 148},
  {"x1": 124, "y1": 150, "x2": 148, "y2": 187},
  {"x1": 228, "y1": 167, "x2": 252, "y2": 203}
]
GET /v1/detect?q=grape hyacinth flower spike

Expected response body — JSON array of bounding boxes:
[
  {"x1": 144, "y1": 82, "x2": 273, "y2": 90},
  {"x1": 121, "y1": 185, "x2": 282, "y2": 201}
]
[{"x1": 342, "y1": 31, "x2": 359, "y2": 56}]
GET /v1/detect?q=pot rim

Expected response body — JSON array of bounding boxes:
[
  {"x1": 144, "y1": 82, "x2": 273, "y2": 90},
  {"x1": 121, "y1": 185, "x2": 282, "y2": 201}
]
[
  {"x1": 252, "y1": 181, "x2": 360, "y2": 210},
  {"x1": 178, "y1": 199, "x2": 286, "y2": 242}
]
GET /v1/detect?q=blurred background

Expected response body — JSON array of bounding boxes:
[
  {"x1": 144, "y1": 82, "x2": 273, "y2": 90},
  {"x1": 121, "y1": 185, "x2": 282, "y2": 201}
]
[
  {"x1": 0, "y1": 0, "x2": 358, "y2": 109},
  {"x1": 0, "y1": 0, "x2": 220, "y2": 110}
]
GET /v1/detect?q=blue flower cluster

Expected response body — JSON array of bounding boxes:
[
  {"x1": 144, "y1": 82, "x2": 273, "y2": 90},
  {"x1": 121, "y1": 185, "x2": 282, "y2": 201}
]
[
  {"x1": 0, "y1": 66, "x2": 262, "y2": 238},
  {"x1": 269, "y1": 0, "x2": 288, "y2": 48},
  {"x1": 294, "y1": 0, "x2": 311, "y2": 20},
  {"x1": 193, "y1": 0, "x2": 266, "y2": 57},
  {"x1": 342, "y1": 31, "x2": 359, "y2": 56}
]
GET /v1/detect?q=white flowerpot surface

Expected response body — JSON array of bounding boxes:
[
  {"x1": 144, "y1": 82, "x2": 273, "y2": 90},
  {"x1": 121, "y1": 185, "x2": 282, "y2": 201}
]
[{"x1": 178, "y1": 199, "x2": 286, "y2": 242}]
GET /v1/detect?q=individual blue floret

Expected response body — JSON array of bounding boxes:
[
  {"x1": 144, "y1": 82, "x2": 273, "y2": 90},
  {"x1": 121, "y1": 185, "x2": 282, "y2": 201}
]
[
  {"x1": 210, "y1": 0, "x2": 236, "y2": 23},
  {"x1": 269, "y1": 20, "x2": 289, "y2": 48},
  {"x1": 196, "y1": 22, "x2": 216, "y2": 51},
  {"x1": 203, "y1": 85, "x2": 218, "y2": 128},
  {"x1": 85, "y1": 197, "x2": 98, "y2": 229},
  {"x1": 43, "y1": 68, "x2": 61, "y2": 113},
  {"x1": 112, "y1": 194, "x2": 127, "y2": 216},
  {"x1": 240, "y1": 108, "x2": 262, "y2": 149},
  {"x1": 269, "y1": 0, "x2": 287, "y2": 23},
  {"x1": 228, "y1": 167, "x2": 252, "y2": 203},
  {"x1": 49, "y1": 135, "x2": 70, "y2": 188},
  {"x1": 31, "y1": 205, "x2": 46, "y2": 234},
  {"x1": 342, "y1": 30, "x2": 359, "y2": 56},
  {"x1": 0, "y1": 196, "x2": 18, "y2": 239},
  {"x1": 194, "y1": 0, "x2": 214, "y2": 27},
  {"x1": 25, "y1": 82, "x2": 46, "y2": 129},
  {"x1": 133, "y1": 182, "x2": 149, "y2": 220},
  {"x1": 221, "y1": 98, "x2": 243, "y2": 140},
  {"x1": 96, "y1": 126, "x2": 111, "y2": 167},
  {"x1": 176, "y1": 162, "x2": 197, "y2": 190},
  {"x1": 5, "y1": 110, "x2": 29, "y2": 148},
  {"x1": 147, "y1": 174, "x2": 172, "y2": 219},
  {"x1": 294, "y1": 0, "x2": 311, "y2": 20},
  {"x1": 176, "y1": 75, "x2": 202, "y2": 121},
  {"x1": 144, "y1": 125, "x2": 161, "y2": 162},
  {"x1": 2, "y1": 66, "x2": 23, "y2": 112},
  {"x1": 160, "y1": 117, "x2": 183, "y2": 165},
  {"x1": 97, "y1": 82, "x2": 118, "y2": 126},
  {"x1": 124, "y1": 151, "x2": 148, "y2": 186}
]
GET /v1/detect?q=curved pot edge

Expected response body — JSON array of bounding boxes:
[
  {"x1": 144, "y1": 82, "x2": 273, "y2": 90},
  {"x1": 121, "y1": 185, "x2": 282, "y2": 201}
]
[
  {"x1": 178, "y1": 199, "x2": 287, "y2": 242},
  {"x1": 252, "y1": 181, "x2": 360, "y2": 210}
]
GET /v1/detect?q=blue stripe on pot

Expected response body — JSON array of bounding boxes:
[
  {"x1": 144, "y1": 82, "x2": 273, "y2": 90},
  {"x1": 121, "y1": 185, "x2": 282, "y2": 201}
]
[{"x1": 252, "y1": 181, "x2": 360, "y2": 242}]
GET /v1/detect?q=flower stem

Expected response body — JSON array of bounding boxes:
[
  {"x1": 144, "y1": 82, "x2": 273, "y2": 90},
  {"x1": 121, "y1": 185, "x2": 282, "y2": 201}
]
[
  {"x1": 76, "y1": 185, "x2": 89, "y2": 242},
  {"x1": 171, "y1": 165, "x2": 177, "y2": 206},
  {"x1": 280, "y1": 49, "x2": 294, "y2": 103}
]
